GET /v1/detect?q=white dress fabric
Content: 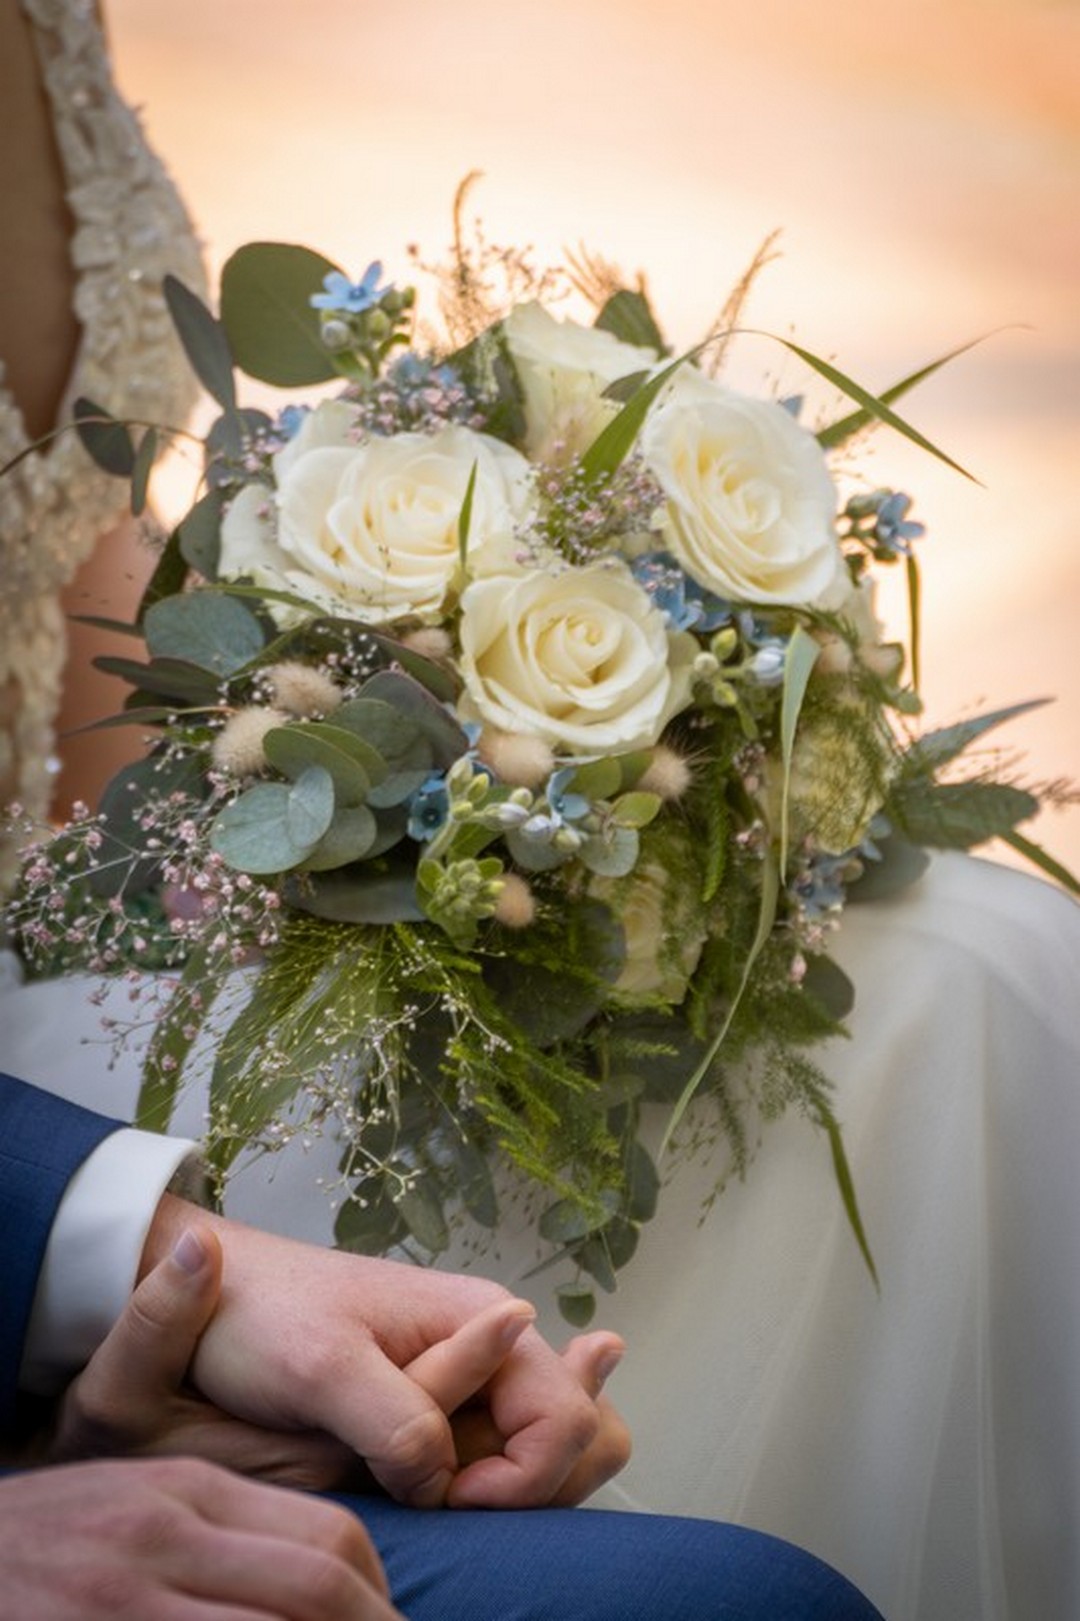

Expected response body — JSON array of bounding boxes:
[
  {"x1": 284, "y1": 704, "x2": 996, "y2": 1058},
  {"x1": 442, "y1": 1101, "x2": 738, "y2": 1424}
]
[
  {"x1": 0, "y1": 0, "x2": 205, "y2": 892},
  {"x1": 3, "y1": 850, "x2": 1078, "y2": 1621}
]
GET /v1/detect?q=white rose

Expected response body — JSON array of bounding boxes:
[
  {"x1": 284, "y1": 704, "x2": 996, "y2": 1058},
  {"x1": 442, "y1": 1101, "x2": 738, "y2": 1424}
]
[
  {"x1": 503, "y1": 301, "x2": 657, "y2": 465},
  {"x1": 641, "y1": 370, "x2": 848, "y2": 609},
  {"x1": 458, "y1": 560, "x2": 696, "y2": 754},
  {"x1": 222, "y1": 422, "x2": 533, "y2": 625}
]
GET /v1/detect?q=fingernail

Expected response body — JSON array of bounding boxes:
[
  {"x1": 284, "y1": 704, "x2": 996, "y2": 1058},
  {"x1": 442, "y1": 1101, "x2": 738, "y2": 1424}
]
[
  {"x1": 499, "y1": 1303, "x2": 536, "y2": 1350},
  {"x1": 172, "y1": 1228, "x2": 206, "y2": 1276},
  {"x1": 595, "y1": 1347, "x2": 624, "y2": 1386},
  {"x1": 409, "y1": 1467, "x2": 453, "y2": 1509}
]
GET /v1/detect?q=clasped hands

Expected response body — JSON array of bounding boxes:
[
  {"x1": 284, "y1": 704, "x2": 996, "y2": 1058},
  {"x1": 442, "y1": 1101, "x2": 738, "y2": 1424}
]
[{"x1": 46, "y1": 1193, "x2": 630, "y2": 1511}]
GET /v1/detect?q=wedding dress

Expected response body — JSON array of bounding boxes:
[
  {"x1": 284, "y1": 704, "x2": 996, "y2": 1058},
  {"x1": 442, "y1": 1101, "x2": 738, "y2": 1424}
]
[
  {"x1": 0, "y1": 0, "x2": 205, "y2": 894},
  {"x1": 3, "y1": 850, "x2": 1078, "y2": 1621}
]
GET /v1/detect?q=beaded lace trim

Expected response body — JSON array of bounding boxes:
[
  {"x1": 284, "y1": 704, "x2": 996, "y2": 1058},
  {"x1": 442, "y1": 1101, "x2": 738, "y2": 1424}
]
[{"x1": 0, "y1": 0, "x2": 207, "y2": 892}]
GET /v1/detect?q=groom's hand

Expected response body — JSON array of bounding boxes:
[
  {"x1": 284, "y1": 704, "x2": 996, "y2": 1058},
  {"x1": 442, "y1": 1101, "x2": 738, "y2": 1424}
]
[{"x1": 141, "y1": 1194, "x2": 629, "y2": 1509}]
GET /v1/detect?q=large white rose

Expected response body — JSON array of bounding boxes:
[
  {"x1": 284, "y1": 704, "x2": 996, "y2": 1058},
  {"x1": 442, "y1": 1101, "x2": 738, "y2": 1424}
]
[
  {"x1": 457, "y1": 560, "x2": 696, "y2": 754},
  {"x1": 641, "y1": 370, "x2": 848, "y2": 609},
  {"x1": 503, "y1": 301, "x2": 657, "y2": 465},
  {"x1": 219, "y1": 421, "x2": 532, "y2": 624}
]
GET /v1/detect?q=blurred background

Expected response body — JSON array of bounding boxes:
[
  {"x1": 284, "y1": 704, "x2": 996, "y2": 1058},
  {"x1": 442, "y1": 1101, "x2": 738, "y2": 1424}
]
[{"x1": 107, "y1": 0, "x2": 1080, "y2": 872}]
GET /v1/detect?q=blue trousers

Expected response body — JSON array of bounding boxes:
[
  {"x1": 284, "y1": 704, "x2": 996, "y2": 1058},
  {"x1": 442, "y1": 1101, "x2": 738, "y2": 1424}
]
[{"x1": 345, "y1": 1496, "x2": 886, "y2": 1620}]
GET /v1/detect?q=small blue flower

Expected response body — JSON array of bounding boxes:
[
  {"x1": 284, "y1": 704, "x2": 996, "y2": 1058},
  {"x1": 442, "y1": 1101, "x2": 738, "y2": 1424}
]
[
  {"x1": 791, "y1": 853, "x2": 851, "y2": 917},
  {"x1": 407, "y1": 774, "x2": 450, "y2": 842},
  {"x1": 546, "y1": 767, "x2": 591, "y2": 825},
  {"x1": 276, "y1": 404, "x2": 309, "y2": 441},
  {"x1": 631, "y1": 552, "x2": 731, "y2": 633},
  {"x1": 310, "y1": 263, "x2": 391, "y2": 315},
  {"x1": 747, "y1": 638, "x2": 787, "y2": 687},
  {"x1": 871, "y1": 492, "x2": 924, "y2": 556}
]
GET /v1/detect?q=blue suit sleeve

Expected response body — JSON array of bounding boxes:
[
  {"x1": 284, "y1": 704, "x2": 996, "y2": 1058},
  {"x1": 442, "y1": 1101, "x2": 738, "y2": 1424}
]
[{"x1": 0, "y1": 1071, "x2": 123, "y2": 1433}]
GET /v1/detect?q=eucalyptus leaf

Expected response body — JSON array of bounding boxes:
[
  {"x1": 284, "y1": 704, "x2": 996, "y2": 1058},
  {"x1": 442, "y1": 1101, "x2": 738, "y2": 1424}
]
[
  {"x1": 566, "y1": 757, "x2": 622, "y2": 801},
  {"x1": 130, "y1": 427, "x2": 158, "y2": 516},
  {"x1": 178, "y1": 487, "x2": 227, "y2": 579},
  {"x1": 625, "y1": 1141, "x2": 660, "y2": 1222},
  {"x1": 220, "y1": 243, "x2": 342, "y2": 387},
  {"x1": 210, "y1": 781, "x2": 320, "y2": 874},
  {"x1": 283, "y1": 866, "x2": 425, "y2": 923},
  {"x1": 352, "y1": 673, "x2": 469, "y2": 767},
  {"x1": 72, "y1": 396, "x2": 135, "y2": 477},
  {"x1": 394, "y1": 1181, "x2": 450, "y2": 1253},
  {"x1": 556, "y1": 1285, "x2": 597, "y2": 1327},
  {"x1": 137, "y1": 528, "x2": 187, "y2": 621},
  {"x1": 578, "y1": 824, "x2": 639, "y2": 878},
  {"x1": 335, "y1": 1194, "x2": 406, "y2": 1256},
  {"x1": 800, "y1": 954, "x2": 857, "y2": 1021},
  {"x1": 612, "y1": 790, "x2": 661, "y2": 830},
  {"x1": 299, "y1": 803, "x2": 378, "y2": 870},
  {"x1": 539, "y1": 1198, "x2": 602, "y2": 1245},
  {"x1": 163, "y1": 274, "x2": 237, "y2": 411},
  {"x1": 263, "y1": 723, "x2": 382, "y2": 806},
  {"x1": 92, "y1": 654, "x2": 223, "y2": 705},
  {"x1": 143, "y1": 592, "x2": 266, "y2": 676},
  {"x1": 286, "y1": 766, "x2": 336, "y2": 848},
  {"x1": 450, "y1": 1137, "x2": 498, "y2": 1227},
  {"x1": 846, "y1": 837, "x2": 931, "y2": 903}
]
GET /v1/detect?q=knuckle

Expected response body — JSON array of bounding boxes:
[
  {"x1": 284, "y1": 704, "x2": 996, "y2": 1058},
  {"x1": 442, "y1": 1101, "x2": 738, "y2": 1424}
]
[
  {"x1": 382, "y1": 1404, "x2": 447, "y2": 1474},
  {"x1": 561, "y1": 1393, "x2": 601, "y2": 1456},
  {"x1": 305, "y1": 1550, "x2": 362, "y2": 1615},
  {"x1": 79, "y1": 1570, "x2": 149, "y2": 1617}
]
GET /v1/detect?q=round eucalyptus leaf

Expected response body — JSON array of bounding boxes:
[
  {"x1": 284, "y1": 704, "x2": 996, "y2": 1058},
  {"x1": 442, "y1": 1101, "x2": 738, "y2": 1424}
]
[
  {"x1": 286, "y1": 766, "x2": 335, "y2": 849},
  {"x1": 263, "y1": 723, "x2": 380, "y2": 807},
  {"x1": 334, "y1": 1193, "x2": 406, "y2": 1256},
  {"x1": 578, "y1": 824, "x2": 640, "y2": 878},
  {"x1": 220, "y1": 243, "x2": 342, "y2": 387},
  {"x1": 355, "y1": 672, "x2": 470, "y2": 767},
  {"x1": 299, "y1": 804, "x2": 378, "y2": 871},
  {"x1": 210, "y1": 781, "x2": 317, "y2": 874},
  {"x1": 556, "y1": 1286, "x2": 597, "y2": 1327},
  {"x1": 283, "y1": 866, "x2": 425, "y2": 923},
  {"x1": 143, "y1": 592, "x2": 266, "y2": 676}
]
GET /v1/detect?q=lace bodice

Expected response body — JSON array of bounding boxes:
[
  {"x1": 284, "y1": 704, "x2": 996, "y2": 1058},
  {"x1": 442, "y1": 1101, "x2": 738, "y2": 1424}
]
[{"x1": 0, "y1": 0, "x2": 207, "y2": 892}]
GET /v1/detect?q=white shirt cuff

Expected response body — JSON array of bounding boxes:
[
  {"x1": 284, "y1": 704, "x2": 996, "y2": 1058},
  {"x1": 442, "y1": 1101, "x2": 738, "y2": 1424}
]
[{"x1": 20, "y1": 1128, "x2": 201, "y2": 1395}]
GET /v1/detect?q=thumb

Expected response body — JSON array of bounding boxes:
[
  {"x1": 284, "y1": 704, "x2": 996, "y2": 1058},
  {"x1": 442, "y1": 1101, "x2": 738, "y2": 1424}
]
[{"x1": 99, "y1": 1225, "x2": 224, "y2": 1399}]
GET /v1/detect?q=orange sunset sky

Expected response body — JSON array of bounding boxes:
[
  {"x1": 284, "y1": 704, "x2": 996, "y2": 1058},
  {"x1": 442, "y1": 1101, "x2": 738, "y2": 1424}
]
[{"x1": 107, "y1": 0, "x2": 1080, "y2": 874}]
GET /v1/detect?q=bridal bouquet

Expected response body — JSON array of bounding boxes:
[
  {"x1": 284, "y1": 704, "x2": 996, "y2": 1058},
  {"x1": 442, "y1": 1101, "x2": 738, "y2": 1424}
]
[{"x1": 9, "y1": 204, "x2": 1073, "y2": 1317}]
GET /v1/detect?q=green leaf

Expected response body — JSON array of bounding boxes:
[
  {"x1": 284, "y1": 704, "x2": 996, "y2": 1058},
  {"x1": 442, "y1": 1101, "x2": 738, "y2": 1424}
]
[
  {"x1": 219, "y1": 243, "x2": 342, "y2": 387},
  {"x1": 88, "y1": 752, "x2": 206, "y2": 899},
  {"x1": 556, "y1": 1285, "x2": 597, "y2": 1327},
  {"x1": 900, "y1": 699, "x2": 1049, "y2": 778},
  {"x1": 450, "y1": 1138, "x2": 498, "y2": 1228},
  {"x1": 800, "y1": 954, "x2": 856, "y2": 1021},
  {"x1": 811, "y1": 1095, "x2": 878, "y2": 1288},
  {"x1": 299, "y1": 803, "x2": 378, "y2": 870},
  {"x1": 458, "y1": 459, "x2": 478, "y2": 573},
  {"x1": 779, "y1": 625, "x2": 821, "y2": 874},
  {"x1": 889, "y1": 779, "x2": 1039, "y2": 848},
  {"x1": 286, "y1": 766, "x2": 336, "y2": 848},
  {"x1": 394, "y1": 1181, "x2": 450, "y2": 1254},
  {"x1": 283, "y1": 866, "x2": 425, "y2": 923},
  {"x1": 137, "y1": 528, "x2": 187, "y2": 622},
  {"x1": 92, "y1": 654, "x2": 223, "y2": 706},
  {"x1": 263, "y1": 722, "x2": 384, "y2": 806},
  {"x1": 611, "y1": 791, "x2": 661, "y2": 830},
  {"x1": 177, "y1": 487, "x2": 226, "y2": 579},
  {"x1": 761, "y1": 334, "x2": 978, "y2": 483},
  {"x1": 335, "y1": 1194, "x2": 406, "y2": 1256},
  {"x1": 539, "y1": 1198, "x2": 602, "y2": 1245},
  {"x1": 906, "y1": 552, "x2": 922, "y2": 695},
  {"x1": 625, "y1": 1140, "x2": 660, "y2": 1223},
  {"x1": 142, "y1": 592, "x2": 267, "y2": 676},
  {"x1": 72, "y1": 396, "x2": 135, "y2": 476},
  {"x1": 817, "y1": 333, "x2": 998, "y2": 451},
  {"x1": 163, "y1": 275, "x2": 237, "y2": 411},
  {"x1": 210, "y1": 781, "x2": 320, "y2": 874},
  {"x1": 130, "y1": 427, "x2": 159, "y2": 516},
  {"x1": 350, "y1": 673, "x2": 469, "y2": 767},
  {"x1": 565, "y1": 757, "x2": 622, "y2": 801},
  {"x1": 452, "y1": 324, "x2": 527, "y2": 444},
  {"x1": 595, "y1": 288, "x2": 666, "y2": 353},
  {"x1": 579, "y1": 351, "x2": 690, "y2": 484},
  {"x1": 846, "y1": 837, "x2": 931, "y2": 903},
  {"x1": 579, "y1": 823, "x2": 640, "y2": 878},
  {"x1": 1000, "y1": 829, "x2": 1080, "y2": 897},
  {"x1": 661, "y1": 850, "x2": 780, "y2": 1153}
]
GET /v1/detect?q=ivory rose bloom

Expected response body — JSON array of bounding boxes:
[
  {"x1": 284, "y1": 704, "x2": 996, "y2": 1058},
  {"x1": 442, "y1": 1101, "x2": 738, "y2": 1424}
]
[
  {"x1": 220, "y1": 417, "x2": 532, "y2": 624},
  {"x1": 458, "y1": 561, "x2": 695, "y2": 754},
  {"x1": 641, "y1": 371, "x2": 848, "y2": 609},
  {"x1": 504, "y1": 301, "x2": 657, "y2": 465},
  {"x1": 591, "y1": 861, "x2": 707, "y2": 1001}
]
